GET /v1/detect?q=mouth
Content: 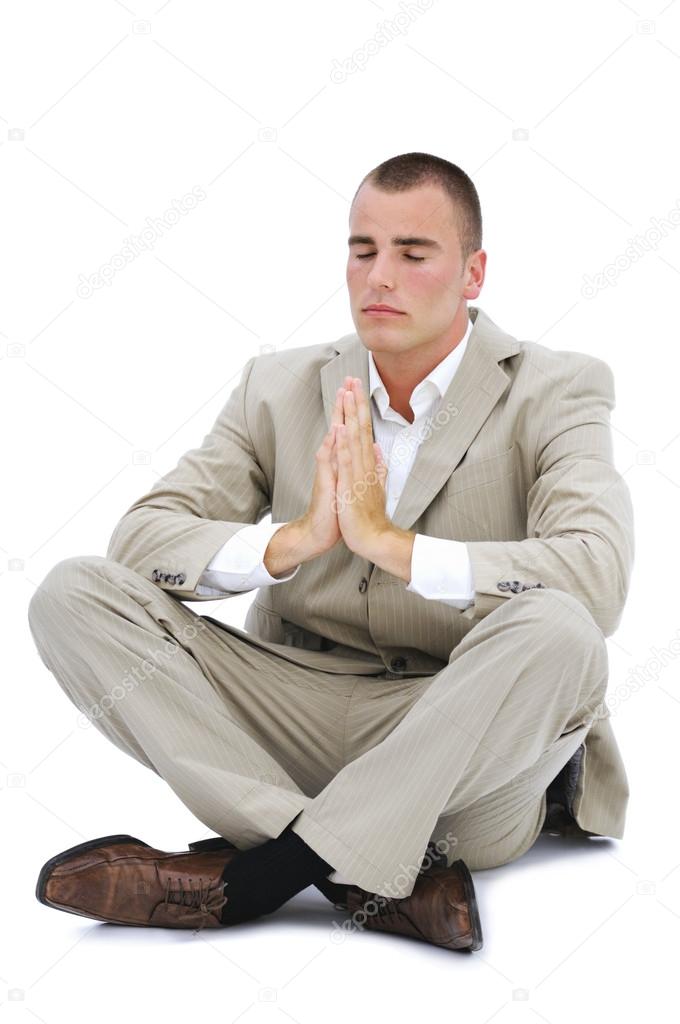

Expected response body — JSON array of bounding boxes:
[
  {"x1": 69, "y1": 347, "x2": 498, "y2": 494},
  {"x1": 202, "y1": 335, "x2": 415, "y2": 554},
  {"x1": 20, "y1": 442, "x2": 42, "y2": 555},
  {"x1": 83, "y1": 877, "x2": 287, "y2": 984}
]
[{"x1": 362, "y1": 305, "x2": 406, "y2": 316}]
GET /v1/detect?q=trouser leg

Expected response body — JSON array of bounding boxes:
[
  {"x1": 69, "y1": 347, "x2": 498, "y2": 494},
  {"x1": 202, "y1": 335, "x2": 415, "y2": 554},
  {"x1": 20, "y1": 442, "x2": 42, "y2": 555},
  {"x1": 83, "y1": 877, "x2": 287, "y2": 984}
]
[
  {"x1": 291, "y1": 587, "x2": 609, "y2": 897},
  {"x1": 27, "y1": 555, "x2": 366, "y2": 848},
  {"x1": 426, "y1": 722, "x2": 589, "y2": 873}
]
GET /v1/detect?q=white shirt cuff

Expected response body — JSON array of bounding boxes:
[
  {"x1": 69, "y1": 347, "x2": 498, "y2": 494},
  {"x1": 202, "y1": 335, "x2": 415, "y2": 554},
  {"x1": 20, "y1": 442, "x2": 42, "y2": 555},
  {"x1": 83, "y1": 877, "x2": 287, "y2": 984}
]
[
  {"x1": 196, "y1": 520, "x2": 301, "y2": 595},
  {"x1": 405, "y1": 533, "x2": 475, "y2": 609}
]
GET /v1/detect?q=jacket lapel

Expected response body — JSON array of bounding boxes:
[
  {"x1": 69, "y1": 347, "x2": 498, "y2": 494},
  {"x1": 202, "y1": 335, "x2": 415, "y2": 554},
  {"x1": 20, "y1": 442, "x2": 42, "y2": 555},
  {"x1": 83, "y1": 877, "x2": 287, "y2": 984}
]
[{"x1": 319, "y1": 306, "x2": 520, "y2": 532}]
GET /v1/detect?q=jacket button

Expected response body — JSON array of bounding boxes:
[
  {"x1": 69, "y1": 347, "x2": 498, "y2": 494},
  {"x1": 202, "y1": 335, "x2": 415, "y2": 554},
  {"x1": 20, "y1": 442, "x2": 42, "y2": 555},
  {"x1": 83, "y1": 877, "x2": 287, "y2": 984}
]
[
  {"x1": 176, "y1": 573, "x2": 186, "y2": 585},
  {"x1": 497, "y1": 581, "x2": 511, "y2": 591},
  {"x1": 151, "y1": 569, "x2": 161, "y2": 582},
  {"x1": 390, "y1": 656, "x2": 407, "y2": 671},
  {"x1": 510, "y1": 580, "x2": 523, "y2": 593},
  {"x1": 358, "y1": 577, "x2": 368, "y2": 593}
]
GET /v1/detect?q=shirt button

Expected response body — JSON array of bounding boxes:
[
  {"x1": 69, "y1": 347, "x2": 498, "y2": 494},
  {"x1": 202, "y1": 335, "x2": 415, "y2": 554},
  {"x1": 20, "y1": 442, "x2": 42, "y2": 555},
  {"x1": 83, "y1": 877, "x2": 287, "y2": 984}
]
[
  {"x1": 390, "y1": 656, "x2": 407, "y2": 671},
  {"x1": 358, "y1": 577, "x2": 368, "y2": 593}
]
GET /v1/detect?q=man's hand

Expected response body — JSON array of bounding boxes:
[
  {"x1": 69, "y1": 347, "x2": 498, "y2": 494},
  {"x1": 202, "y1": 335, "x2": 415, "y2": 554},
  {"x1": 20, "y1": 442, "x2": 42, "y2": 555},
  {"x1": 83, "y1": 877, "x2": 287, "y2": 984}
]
[
  {"x1": 299, "y1": 381, "x2": 348, "y2": 554},
  {"x1": 264, "y1": 380, "x2": 349, "y2": 577},
  {"x1": 333, "y1": 377, "x2": 391, "y2": 559},
  {"x1": 265, "y1": 375, "x2": 415, "y2": 581}
]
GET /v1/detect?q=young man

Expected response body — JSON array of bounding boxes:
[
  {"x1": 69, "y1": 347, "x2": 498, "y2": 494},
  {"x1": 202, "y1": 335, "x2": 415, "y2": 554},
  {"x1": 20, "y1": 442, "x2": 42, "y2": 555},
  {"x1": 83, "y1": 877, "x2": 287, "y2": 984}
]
[{"x1": 28, "y1": 152, "x2": 634, "y2": 953}]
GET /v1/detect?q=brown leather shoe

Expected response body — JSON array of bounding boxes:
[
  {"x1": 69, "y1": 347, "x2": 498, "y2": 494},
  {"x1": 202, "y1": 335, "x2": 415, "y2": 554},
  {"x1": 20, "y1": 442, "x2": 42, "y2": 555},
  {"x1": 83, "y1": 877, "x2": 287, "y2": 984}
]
[
  {"x1": 341, "y1": 858, "x2": 483, "y2": 951},
  {"x1": 313, "y1": 839, "x2": 449, "y2": 911},
  {"x1": 36, "y1": 834, "x2": 240, "y2": 930}
]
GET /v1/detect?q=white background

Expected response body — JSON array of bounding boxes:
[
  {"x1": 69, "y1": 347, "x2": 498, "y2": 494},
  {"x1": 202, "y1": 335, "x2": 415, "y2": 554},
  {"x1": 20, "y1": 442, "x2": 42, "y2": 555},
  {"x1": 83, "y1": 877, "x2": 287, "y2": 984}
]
[{"x1": 2, "y1": 0, "x2": 679, "y2": 1019}]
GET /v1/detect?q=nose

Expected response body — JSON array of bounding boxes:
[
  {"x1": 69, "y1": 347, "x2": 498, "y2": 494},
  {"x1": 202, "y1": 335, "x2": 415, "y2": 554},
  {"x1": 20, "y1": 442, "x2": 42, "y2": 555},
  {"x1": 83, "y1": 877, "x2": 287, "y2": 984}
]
[{"x1": 365, "y1": 251, "x2": 395, "y2": 290}]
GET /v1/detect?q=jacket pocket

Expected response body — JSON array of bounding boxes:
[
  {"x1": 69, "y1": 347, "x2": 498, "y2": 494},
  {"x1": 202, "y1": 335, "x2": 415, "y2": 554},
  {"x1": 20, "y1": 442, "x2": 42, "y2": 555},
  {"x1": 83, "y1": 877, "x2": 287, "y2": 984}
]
[
  {"x1": 438, "y1": 443, "x2": 524, "y2": 541},
  {"x1": 445, "y1": 443, "x2": 518, "y2": 495}
]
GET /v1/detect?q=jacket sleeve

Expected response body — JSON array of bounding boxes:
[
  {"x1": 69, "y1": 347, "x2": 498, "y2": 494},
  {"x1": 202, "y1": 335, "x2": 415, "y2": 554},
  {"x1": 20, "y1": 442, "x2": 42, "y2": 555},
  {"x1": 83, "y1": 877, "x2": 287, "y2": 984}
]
[
  {"x1": 195, "y1": 519, "x2": 301, "y2": 596},
  {"x1": 106, "y1": 355, "x2": 275, "y2": 601},
  {"x1": 460, "y1": 356, "x2": 635, "y2": 636}
]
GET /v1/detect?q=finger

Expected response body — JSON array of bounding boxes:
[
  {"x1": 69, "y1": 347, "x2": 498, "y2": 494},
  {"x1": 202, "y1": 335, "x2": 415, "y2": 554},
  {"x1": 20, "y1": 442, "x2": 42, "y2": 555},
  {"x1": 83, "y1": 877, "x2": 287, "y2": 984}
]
[
  {"x1": 350, "y1": 378, "x2": 376, "y2": 473},
  {"x1": 330, "y1": 387, "x2": 347, "y2": 435},
  {"x1": 330, "y1": 424, "x2": 338, "y2": 474},
  {"x1": 373, "y1": 444, "x2": 387, "y2": 488},
  {"x1": 316, "y1": 425, "x2": 335, "y2": 472},
  {"x1": 341, "y1": 393, "x2": 364, "y2": 483},
  {"x1": 335, "y1": 424, "x2": 353, "y2": 512}
]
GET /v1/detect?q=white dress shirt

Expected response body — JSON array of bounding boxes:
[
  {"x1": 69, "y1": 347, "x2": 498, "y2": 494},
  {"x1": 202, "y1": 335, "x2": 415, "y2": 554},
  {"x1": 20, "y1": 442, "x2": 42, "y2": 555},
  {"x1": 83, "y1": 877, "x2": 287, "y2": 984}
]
[{"x1": 195, "y1": 318, "x2": 475, "y2": 608}]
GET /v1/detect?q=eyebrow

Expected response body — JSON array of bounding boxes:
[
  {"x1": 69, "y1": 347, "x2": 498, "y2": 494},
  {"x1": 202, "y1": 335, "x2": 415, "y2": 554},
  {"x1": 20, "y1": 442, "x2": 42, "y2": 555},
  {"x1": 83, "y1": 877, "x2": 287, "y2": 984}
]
[{"x1": 348, "y1": 234, "x2": 442, "y2": 251}]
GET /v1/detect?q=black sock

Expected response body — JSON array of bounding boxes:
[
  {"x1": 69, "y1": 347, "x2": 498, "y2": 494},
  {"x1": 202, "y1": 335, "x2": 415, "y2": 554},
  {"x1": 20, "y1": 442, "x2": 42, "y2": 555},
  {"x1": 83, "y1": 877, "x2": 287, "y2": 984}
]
[{"x1": 219, "y1": 823, "x2": 335, "y2": 925}]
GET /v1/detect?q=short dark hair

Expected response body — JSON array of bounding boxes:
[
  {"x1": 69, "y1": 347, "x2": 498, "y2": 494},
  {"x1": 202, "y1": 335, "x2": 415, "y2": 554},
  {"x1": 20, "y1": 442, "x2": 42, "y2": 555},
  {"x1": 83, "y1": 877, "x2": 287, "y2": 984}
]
[{"x1": 351, "y1": 152, "x2": 482, "y2": 262}]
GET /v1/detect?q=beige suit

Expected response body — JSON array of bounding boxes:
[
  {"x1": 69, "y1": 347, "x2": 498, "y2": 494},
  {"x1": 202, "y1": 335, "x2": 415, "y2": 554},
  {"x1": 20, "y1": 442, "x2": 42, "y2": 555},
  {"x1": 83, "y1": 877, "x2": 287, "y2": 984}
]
[{"x1": 28, "y1": 305, "x2": 635, "y2": 898}]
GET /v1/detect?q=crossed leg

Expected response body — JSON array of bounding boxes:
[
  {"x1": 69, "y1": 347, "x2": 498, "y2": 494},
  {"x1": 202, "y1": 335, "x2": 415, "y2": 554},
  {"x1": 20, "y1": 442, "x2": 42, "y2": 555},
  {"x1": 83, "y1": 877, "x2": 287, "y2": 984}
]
[
  {"x1": 27, "y1": 555, "x2": 607, "y2": 898},
  {"x1": 290, "y1": 584, "x2": 608, "y2": 895}
]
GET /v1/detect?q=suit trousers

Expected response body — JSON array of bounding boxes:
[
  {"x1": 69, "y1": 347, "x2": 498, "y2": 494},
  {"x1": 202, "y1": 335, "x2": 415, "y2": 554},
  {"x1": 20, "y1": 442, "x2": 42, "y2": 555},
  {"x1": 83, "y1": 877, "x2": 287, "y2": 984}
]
[{"x1": 27, "y1": 555, "x2": 609, "y2": 898}]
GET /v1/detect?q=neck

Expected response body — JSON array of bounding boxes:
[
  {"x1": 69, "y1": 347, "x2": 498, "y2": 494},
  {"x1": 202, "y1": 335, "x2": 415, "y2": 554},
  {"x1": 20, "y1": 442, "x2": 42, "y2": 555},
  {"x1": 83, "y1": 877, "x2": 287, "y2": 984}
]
[{"x1": 372, "y1": 308, "x2": 469, "y2": 420}]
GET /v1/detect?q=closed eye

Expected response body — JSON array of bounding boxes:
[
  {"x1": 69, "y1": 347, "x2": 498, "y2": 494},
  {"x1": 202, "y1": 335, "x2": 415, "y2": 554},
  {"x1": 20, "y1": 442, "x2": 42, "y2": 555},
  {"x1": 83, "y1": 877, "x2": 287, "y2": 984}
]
[{"x1": 355, "y1": 253, "x2": 426, "y2": 262}]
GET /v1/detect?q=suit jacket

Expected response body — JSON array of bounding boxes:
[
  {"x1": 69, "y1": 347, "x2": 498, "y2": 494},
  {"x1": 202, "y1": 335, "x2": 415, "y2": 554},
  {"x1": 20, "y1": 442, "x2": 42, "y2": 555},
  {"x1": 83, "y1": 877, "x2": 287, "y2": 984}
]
[{"x1": 106, "y1": 305, "x2": 635, "y2": 839}]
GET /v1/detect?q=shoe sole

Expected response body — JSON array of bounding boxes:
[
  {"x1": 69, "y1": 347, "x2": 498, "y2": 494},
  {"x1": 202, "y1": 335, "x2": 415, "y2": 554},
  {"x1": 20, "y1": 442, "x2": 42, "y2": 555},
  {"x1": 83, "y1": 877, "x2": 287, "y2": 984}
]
[
  {"x1": 453, "y1": 858, "x2": 483, "y2": 951},
  {"x1": 36, "y1": 834, "x2": 150, "y2": 911}
]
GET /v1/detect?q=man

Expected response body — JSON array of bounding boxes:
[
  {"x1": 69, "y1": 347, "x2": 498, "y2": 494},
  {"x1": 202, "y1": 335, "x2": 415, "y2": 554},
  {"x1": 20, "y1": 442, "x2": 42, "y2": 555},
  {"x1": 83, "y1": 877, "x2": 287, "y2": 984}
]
[{"x1": 28, "y1": 152, "x2": 634, "y2": 953}]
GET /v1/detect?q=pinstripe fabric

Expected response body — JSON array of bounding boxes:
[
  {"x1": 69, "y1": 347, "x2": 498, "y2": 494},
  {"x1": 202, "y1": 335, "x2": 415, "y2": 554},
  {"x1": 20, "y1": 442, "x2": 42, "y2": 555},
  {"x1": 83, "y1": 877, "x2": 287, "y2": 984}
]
[
  {"x1": 28, "y1": 553, "x2": 609, "y2": 898},
  {"x1": 195, "y1": 313, "x2": 475, "y2": 606},
  {"x1": 28, "y1": 305, "x2": 634, "y2": 897}
]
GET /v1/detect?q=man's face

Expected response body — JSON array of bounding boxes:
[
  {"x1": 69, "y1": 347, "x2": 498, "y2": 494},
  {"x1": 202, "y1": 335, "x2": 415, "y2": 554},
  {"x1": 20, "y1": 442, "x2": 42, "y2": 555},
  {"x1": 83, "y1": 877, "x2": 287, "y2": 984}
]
[{"x1": 346, "y1": 181, "x2": 484, "y2": 354}]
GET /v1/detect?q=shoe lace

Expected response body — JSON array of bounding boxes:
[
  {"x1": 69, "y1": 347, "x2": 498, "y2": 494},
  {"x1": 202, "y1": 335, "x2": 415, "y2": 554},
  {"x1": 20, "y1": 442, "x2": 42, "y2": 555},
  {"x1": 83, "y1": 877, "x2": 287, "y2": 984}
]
[{"x1": 163, "y1": 875, "x2": 228, "y2": 933}]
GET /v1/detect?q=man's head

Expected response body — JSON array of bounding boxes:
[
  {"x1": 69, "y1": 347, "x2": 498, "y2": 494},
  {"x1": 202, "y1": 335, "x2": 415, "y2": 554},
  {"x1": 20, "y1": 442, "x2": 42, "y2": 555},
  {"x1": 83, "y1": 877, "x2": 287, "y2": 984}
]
[{"x1": 346, "y1": 152, "x2": 486, "y2": 362}]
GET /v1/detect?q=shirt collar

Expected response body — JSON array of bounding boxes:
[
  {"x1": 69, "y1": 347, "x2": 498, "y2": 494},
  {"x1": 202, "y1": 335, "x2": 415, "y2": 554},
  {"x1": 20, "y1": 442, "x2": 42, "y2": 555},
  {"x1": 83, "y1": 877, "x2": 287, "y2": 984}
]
[{"x1": 368, "y1": 314, "x2": 473, "y2": 422}]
